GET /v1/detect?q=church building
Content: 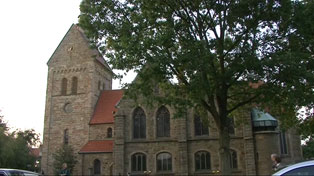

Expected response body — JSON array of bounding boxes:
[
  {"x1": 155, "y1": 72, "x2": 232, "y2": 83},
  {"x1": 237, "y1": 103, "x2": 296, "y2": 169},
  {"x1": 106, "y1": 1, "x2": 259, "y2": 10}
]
[{"x1": 41, "y1": 24, "x2": 303, "y2": 176}]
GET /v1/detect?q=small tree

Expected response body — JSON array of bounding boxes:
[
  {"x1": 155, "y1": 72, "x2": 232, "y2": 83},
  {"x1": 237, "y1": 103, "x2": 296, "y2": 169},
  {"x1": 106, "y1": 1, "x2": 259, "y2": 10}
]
[{"x1": 53, "y1": 145, "x2": 78, "y2": 175}]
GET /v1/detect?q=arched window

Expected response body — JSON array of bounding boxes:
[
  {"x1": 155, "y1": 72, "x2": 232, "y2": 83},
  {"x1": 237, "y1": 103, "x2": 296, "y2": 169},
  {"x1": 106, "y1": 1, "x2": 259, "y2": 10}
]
[
  {"x1": 61, "y1": 78, "x2": 67, "y2": 95},
  {"x1": 71, "y1": 77, "x2": 78, "y2": 94},
  {"x1": 157, "y1": 152, "x2": 172, "y2": 172},
  {"x1": 131, "y1": 153, "x2": 147, "y2": 172},
  {"x1": 230, "y1": 149, "x2": 238, "y2": 169},
  {"x1": 156, "y1": 106, "x2": 170, "y2": 137},
  {"x1": 94, "y1": 159, "x2": 101, "y2": 175},
  {"x1": 133, "y1": 107, "x2": 146, "y2": 139},
  {"x1": 194, "y1": 115, "x2": 209, "y2": 136},
  {"x1": 195, "y1": 151, "x2": 211, "y2": 171},
  {"x1": 64, "y1": 129, "x2": 69, "y2": 145},
  {"x1": 107, "y1": 127, "x2": 112, "y2": 138}
]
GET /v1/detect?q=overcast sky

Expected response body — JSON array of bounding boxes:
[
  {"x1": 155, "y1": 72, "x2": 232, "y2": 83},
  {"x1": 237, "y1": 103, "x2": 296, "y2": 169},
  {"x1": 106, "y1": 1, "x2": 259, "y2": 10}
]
[{"x1": 0, "y1": 0, "x2": 133, "y2": 140}]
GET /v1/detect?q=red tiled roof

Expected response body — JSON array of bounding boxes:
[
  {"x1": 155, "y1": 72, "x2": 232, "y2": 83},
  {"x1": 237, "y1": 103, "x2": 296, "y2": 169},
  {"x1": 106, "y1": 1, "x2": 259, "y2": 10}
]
[
  {"x1": 90, "y1": 90, "x2": 124, "y2": 125},
  {"x1": 79, "y1": 140, "x2": 113, "y2": 153}
]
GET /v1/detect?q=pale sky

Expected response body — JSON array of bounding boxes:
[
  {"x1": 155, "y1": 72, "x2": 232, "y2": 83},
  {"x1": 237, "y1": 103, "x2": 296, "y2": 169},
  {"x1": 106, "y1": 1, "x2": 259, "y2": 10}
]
[{"x1": 0, "y1": 0, "x2": 133, "y2": 141}]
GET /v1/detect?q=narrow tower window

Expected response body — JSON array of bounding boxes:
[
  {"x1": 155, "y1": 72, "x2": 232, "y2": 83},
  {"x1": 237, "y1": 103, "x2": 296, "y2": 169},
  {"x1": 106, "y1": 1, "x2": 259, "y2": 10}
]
[
  {"x1": 98, "y1": 81, "x2": 101, "y2": 90},
  {"x1": 64, "y1": 129, "x2": 69, "y2": 145},
  {"x1": 61, "y1": 78, "x2": 67, "y2": 95},
  {"x1": 71, "y1": 77, "x2": 78, "y2": 94},
  {"x1": 280, "y1": 131, "x2": 288, "y2": 154},
  {"x1": 107, "y1": 127, "x2": 112, "y2": 138}
]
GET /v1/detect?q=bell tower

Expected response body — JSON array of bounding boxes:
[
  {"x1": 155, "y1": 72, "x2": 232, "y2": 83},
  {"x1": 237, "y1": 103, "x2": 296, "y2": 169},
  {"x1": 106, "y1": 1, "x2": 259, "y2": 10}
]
[{"x1": 41, "y1": 24, "x2": 113, "y2": 175}]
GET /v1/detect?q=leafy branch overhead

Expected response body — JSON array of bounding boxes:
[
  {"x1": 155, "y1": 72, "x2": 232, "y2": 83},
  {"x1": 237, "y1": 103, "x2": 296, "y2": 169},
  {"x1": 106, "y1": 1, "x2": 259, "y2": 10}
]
[
  {"x1": 79, "y1": 0, "x2": 312, "y2": 117},
  {"x1": 79, "y1": 0, "x2": 313, "y2": 174}
]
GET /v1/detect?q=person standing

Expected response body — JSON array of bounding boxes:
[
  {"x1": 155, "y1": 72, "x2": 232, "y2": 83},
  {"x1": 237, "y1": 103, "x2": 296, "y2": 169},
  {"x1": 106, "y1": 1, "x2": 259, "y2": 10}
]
[
  {"x1": 60, "y1": 163, "x2": 70, "y2": 176},
  {"x1": 271, "y1": 154, "x2": 284, "y2": 171}
]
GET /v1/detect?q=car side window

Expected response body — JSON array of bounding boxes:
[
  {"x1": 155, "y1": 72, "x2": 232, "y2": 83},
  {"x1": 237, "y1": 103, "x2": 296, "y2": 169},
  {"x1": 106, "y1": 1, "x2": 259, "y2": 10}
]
[
  {"x1": 283, "y1": 165, "x2": 314, "y2": 176},
  {"x1": 0, "y1": 171, "x2": 6, "y2": 176},
  {"x1": 9, "y1": 171, "x2": 23, "y2": 176}
]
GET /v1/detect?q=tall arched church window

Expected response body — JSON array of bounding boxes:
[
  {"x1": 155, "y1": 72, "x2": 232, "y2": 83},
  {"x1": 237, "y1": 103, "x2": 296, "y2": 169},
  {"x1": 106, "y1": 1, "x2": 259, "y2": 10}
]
[
  {"x1": 156, "y1": 152, "x2": 172, "y2": 172},
  {"x1": 71, "y1": 77, "x2": 78, "y2": 94},
  {"x1": 64, "y1": 129, "x2": 69, "y2": 145},
  {"x1": 131, "y1": 153, "x2": 147, "y2": 172},
  {"x1": 93, "y1": 159, "x2": 101, "y2": 175},
  {"x1": 156, "y1": 106, "x2": 170, "y2": 137},
  {"x1": 61, "y1": 78, "x2": 67, "y2": 95},
  {"x1": 195, "y1": 151, "x2": 211, "y2": 171},
  {"x1": 194, "y1": 115, "x2": 209, "y2": 136},
  {"x1": 230, "y1": 149, "x2": 238, "y2": 169},
  {"x1": 107, "y1": 127, "x2": 112, "y2": 138},
  {"x1": 133, "y1": 107, "x2": 146, "y2": 139}
]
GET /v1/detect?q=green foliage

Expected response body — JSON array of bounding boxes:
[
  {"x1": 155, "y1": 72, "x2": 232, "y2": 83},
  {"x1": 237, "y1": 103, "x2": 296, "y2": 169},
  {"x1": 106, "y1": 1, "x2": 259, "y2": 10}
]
[
  {"x1": 53, "y1": 145, "x2": 77, "y2": 175},
  {"x1": 302, "y1": 138, "x2": 314, "y2": 160},
  {"x1": 79, "y1": 0, "x2": 313, "y2": 174},
  {"x1": 79, "y1": 0, "x2": 312, "y2": 119},
  {"x1": 0, "y1": 113, "x2": 40, "y2": 171}
]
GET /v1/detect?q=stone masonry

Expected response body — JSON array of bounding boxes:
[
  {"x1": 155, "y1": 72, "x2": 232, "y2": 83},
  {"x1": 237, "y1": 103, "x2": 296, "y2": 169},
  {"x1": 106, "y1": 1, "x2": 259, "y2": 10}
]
[
  {"x1": 41, "y1": 24, "x2": 113, "y2": 175},
  {"x1": 42, "y1": 24, "x2": 303, "y2": 176}
]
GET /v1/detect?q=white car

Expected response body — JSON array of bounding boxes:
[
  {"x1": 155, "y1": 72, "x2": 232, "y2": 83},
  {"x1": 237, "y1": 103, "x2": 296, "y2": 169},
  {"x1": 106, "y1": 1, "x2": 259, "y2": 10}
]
[
  {"x1": 272, "y1": 160, "x2": 314, "y2": 176},
  {"x1": 0, "y1": 169, "x2": 40, "y2": 176}
]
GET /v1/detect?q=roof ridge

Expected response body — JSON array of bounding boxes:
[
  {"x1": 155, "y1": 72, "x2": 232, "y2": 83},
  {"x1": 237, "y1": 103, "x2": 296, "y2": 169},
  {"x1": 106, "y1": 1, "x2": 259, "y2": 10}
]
[{"x1": 47, "y1": 24, "x2": 75, "y2": 65}]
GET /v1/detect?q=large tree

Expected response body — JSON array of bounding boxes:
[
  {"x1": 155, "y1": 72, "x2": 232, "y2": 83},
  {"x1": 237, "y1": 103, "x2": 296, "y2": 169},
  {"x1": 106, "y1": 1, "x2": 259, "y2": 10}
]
[{"x1": 79, "y1": 0, "x2": 313, "y2": 174}]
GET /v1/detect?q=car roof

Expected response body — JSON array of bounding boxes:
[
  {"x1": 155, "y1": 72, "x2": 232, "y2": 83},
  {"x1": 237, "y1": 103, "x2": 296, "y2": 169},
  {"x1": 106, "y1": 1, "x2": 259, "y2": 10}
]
[
  {"x1": 0, "y1": 169, "x2": 39, "y2": 175},
  {"x1": 272, "y1": 160, "x2": 314, "y2": 176}
]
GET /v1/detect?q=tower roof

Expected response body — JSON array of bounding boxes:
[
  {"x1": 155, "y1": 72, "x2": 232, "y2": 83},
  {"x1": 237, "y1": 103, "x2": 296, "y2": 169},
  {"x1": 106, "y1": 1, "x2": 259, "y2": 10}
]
[
  {"x1": 47, "y1": 24, "x2": 113, "y2": 74},
  {"x1": 251, "y1": 108, "x2": 278, "y2": 127}
]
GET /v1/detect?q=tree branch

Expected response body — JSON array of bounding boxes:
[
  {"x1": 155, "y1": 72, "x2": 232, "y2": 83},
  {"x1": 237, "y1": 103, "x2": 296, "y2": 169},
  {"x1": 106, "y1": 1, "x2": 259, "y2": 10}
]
[{"x1": 227, "y1": 93, "x2": 261, "y2": 114}]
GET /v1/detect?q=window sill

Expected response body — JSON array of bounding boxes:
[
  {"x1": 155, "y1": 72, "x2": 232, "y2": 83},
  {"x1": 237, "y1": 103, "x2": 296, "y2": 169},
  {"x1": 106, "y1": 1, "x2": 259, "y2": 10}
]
[
  {"x1": 194, "y1": 169, "x2": 213, "y2": 174},
  {"x1": 130, "y1": 171, "x2": 146, "y2": 175},
  {"x1": 155, "y1": 171, "x2": 173, "y2": 175},
  {"x1": 231, "y1": 169, "x2": 242, "y2": 173}
]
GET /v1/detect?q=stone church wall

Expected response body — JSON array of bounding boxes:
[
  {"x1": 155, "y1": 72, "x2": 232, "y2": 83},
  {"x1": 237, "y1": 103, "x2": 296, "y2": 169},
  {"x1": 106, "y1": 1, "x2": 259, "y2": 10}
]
[
  {"x1": 81, "y1": 153, "x2": 113, "y2": 176},
  {"x1": 89, "y1": 124, "x2": 114, "y2": 140}
]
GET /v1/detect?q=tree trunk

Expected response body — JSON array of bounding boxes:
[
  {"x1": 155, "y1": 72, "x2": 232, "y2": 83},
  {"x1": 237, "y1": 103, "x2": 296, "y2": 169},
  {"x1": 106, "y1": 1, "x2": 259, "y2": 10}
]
[{"x1": 219, "y1": 126, "x2": 232, "y2": 175}]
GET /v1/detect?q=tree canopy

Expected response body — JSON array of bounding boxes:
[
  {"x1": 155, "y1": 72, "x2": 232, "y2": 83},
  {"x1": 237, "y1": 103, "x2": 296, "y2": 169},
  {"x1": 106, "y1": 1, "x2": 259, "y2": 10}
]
[
  {"x1": 79, "y1": 0, "x2": 313, "y2": 174},
  {"x1": 0, "y1": 112, "x2": 40, "y2": 171}
]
